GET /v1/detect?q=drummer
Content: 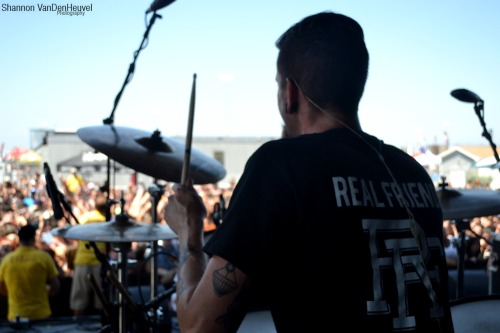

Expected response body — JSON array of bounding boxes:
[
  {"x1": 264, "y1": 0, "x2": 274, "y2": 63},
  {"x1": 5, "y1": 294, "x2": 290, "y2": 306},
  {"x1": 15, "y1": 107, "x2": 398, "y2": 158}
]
[{"x1": 164, "y1": 11, "x2": 455, "y2": 333}]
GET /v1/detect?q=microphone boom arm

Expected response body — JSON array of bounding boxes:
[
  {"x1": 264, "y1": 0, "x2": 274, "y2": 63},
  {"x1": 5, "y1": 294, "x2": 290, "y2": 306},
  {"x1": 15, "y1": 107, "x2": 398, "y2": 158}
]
[
  {"x1": 103, "y1": 12, "x2": 162, "y2": 125},
  {"x1": 473, "y1": 101, "x2": 500, "y2": 165}
]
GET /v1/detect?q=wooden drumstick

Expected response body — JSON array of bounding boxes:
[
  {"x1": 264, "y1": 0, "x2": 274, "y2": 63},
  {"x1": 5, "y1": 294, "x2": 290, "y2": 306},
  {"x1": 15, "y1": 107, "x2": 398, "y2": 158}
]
[{"x1": 181, "y1": 73, "x2": 197, "y2": 185}]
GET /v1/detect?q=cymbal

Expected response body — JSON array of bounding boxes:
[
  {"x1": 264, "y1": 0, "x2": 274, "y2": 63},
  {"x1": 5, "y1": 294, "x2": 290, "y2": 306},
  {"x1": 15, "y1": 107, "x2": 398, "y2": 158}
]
[
  {"x1": 51, "y1": 215, "x2": 177, "y2": 242},
  {"x1": 436, "y1": 187, "x2": 500, "y2": 220},
  {"x1": 77, "y1": 125, "x2": 227, "y2": 184}
]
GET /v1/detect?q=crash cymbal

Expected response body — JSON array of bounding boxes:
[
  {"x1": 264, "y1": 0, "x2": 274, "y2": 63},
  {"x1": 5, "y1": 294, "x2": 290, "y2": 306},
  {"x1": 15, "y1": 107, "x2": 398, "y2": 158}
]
[
  {"x1": 51, "y1": 215, "x2": 177, "y2": 242},
  {"x1": 77, "y1": 125, "x2": 226, "y2": 184},
  {"x1": 436, "y1": 187, "x2": 500, "y2": 220}
]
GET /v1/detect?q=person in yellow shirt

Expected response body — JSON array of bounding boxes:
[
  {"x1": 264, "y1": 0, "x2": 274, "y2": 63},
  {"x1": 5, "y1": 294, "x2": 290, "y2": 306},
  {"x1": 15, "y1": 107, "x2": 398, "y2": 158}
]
[
  {"x1": 70, "y1": 190, "x2": 108, "y2": 317},
  {"x1": 0, "y1": 224, "x2": 60, "y2": 322},
  {"x1": 64, "y1": 167, "x2": 85, "y2": 195}
]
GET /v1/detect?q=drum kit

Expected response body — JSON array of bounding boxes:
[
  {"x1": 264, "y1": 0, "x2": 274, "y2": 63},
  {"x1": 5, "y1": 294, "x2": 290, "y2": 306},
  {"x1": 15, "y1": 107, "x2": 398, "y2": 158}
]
[
  {"x1": 46, "y1": 74, "x2": 228, "y2": 333},
  {"x1": 48, "y1": 125, "x2": 226, "y2": 332},
  {"x1": 39, "y1": 2, "x2": 225, "y2": 330},
  {"x1": 43, "y1": 37, "x2": 226, "y2": 333}
]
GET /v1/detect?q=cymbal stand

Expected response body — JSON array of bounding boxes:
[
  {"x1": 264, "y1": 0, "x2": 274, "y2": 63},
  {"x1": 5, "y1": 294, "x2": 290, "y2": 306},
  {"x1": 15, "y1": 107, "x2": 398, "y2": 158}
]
[
  {"x1": 109, "y1": 197, "x2": 145, "y2": 332},
  {"x1": 105, "y1": 198, "x2": 149, "y2": 332},
  {"x1": 111, "y1": 242, "x2": 134, "y2": 333},
  {"x1": 452, "y1": 219, "x2": 493, "y2": 299},
  {"x1": 86, "y1": 228, "x2": 136, "y2": 333},
  {"x1": 453, "y1": 219, "x2": 469, "y2": 299},
  {"x1": 147, "y1": 182, "x2": 165, "y2": 332}
]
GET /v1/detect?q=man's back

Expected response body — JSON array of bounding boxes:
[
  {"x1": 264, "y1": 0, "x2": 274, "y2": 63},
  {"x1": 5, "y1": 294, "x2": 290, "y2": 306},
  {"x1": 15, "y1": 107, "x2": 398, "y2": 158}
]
[
  {"x1": 0, "y1": 246, "x2": 59, "y2": 321},
  {"x1": 205, "y1": 128, "x2": 454, "y2": 332}
]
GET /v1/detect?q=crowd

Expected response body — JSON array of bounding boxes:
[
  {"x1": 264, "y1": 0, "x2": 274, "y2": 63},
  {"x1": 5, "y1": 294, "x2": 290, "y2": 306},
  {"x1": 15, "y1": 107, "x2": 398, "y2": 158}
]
[
  {"x1": 0, "y1": 165, "x2": 233, "y2": 328},
  {"x1": 1, "y1": 163, "x2": 499, "y2": 327},
  {"x1": 443, "y1": 215, "x2": 499, "y2": 270}
]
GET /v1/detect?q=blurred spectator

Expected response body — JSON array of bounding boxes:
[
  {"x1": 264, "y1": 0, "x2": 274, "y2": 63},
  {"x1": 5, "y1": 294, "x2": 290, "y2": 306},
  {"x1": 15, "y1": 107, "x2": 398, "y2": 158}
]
[
  {"x1": 480, "y1": 228, "x2": 492, "y2": 260},
  {"x1": 69, "y1": 190, "x2": 107, "y2": 317},
  {"x1": 443, "y1": 226, "x2": 458, "y2": 267},
  {"x1": 0, "y1": 224, "x2": 60, "y2": 321},
  {"x1": 464, "y1": 236, "x2": 488, "y2": 269},
  {"x1": 63, "y1": 167, "x2": 86, "y2": 196}
]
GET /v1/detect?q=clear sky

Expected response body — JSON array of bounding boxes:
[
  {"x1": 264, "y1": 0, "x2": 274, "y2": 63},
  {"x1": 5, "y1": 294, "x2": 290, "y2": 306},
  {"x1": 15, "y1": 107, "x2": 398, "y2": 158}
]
[{"x1": 1, "y1": 0, "x2": 499, "y2": 155}]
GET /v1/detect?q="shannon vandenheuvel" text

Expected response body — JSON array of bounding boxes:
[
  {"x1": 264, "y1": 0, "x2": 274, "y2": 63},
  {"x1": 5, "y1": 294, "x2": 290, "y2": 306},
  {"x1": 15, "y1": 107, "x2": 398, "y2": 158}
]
[{"x1": 2, "y1": 3, "x2": 93, "y2": 16}]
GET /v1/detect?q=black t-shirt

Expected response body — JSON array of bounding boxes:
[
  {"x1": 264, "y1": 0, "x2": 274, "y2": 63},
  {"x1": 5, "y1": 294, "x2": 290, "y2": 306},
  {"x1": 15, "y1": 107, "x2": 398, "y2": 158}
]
[{"x1": 204, "y1": 128, "x2": 454, "y2": 333}]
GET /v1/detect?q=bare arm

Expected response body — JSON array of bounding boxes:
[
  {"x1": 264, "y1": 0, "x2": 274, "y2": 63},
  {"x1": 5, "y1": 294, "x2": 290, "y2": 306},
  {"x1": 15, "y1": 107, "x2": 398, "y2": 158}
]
[{"x1": 165, "y1": 182, "x2": 250, "y2": 333}]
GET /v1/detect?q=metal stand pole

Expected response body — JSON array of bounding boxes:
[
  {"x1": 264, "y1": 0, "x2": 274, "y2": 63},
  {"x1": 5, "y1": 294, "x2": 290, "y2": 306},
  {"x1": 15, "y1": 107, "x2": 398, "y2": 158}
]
[{"x1": 148, "y1": 183, "x2": 165, "y2": 332}]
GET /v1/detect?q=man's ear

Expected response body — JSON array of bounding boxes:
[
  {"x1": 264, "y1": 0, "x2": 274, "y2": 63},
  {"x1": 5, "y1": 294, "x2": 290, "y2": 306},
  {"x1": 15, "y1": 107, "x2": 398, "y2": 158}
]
[{"x1": 286, "y1": 78, "x2": 299, "y2": 114}]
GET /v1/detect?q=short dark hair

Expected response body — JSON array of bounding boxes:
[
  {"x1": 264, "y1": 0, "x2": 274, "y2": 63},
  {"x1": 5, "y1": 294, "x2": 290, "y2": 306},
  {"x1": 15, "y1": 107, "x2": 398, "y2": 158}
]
[
  {"x1": 18, "y1": 224, "x2": 36, "y2": 242},
  {"x1": 276, "y1": 11, "x2": 369, "y2": 114}
]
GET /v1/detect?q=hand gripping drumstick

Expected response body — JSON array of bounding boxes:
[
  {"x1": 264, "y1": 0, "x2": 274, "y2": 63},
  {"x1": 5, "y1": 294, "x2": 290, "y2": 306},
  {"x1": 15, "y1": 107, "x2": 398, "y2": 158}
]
[{"x1": 181, "y1": 73, "x2": 197, "y2": 185}]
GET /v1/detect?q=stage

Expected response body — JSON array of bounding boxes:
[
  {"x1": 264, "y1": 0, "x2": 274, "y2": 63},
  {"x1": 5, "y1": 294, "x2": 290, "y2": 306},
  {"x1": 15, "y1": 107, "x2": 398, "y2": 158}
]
[
  {"x1": 0, "y1": 311, "x2": 277, "y2": 333},
  {"x1": 0, "y1": 316, "x2": 103, "y2": 333}
]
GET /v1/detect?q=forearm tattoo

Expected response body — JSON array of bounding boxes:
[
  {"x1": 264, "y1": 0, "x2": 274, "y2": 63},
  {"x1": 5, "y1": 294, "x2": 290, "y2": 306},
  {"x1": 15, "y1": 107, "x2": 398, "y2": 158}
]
[{"x1": 213, "y1": 264, "x2": 248, "y2": 332}]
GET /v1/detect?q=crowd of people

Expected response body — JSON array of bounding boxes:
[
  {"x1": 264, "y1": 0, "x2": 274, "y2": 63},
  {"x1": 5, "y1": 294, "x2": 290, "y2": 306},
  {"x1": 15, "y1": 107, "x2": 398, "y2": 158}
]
[
  {"x1": 443, "y1": 216, "x2": 499, "y2": 269},
  {"x1": 4, "y1": 167, "x2": 497, "y2": 330},
  {"x1": 0, "y1": 164, "x2": 233, "y2": 329}
]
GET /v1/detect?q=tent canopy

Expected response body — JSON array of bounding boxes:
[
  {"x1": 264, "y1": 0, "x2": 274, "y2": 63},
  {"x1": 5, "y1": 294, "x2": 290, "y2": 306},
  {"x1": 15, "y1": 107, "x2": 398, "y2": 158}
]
[
  {"x1": 4, "y1": 146, "x2": 30, "y2": 161},
  {"x1": 57, "y1": 151, "x2": 128, "y2": 172},
  {"x1": 19, "y1": 150, "x2": 42, "y2": 165}
]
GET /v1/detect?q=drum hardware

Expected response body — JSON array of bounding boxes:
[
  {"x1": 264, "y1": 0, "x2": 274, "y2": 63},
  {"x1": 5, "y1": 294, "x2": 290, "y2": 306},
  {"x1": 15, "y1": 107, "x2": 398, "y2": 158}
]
[
  {"x1": 489, "y1": 234, "x2": 500, "y2": 294},
  {"x1": 450, "y1": 295, "x2": 500, "y2": 333},
  {"x1": 76, "y1": 125, "x2": 226, "y2": 185},
  {"x1": 77, "y1": 75, "x2": 222, "y2": 186},
  {"x1": 52, "y1": 214, "x2": 177, "y2": 243},
  {"x1": 237, "y1": 309, "x2": 277, "y2": 333},
  {"x1": 147, "y1": 182, "x2": 166, "y2": 327},
  {"x1": 49, "y1": 71, "x2": 202, "y2": 332},
  {"x1": 211, "y1": 193, "x2": 227, "y2": 228},
  {"x1": 436, "y1": 177, "x2": 500, "y2": 221},
  {"x1": 450, "y1": 218, "x2": 494, "y2": 299},
  {"x1": 437, "y1": 177, "x2": 499, "y2": 299},
  {"x1": 88, "y1": 273, "x2": 112, "y2": 320},
  {"x1": 51, "y1": 195, "x2": 178, "y2": 333}
]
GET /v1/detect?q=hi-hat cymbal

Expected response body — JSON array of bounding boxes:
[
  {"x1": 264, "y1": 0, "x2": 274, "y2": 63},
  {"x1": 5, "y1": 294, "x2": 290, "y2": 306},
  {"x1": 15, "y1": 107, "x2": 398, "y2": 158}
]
[
  {"x1": 51, "y1": 215, "x2": 177, "y2": 242},
  {"x1": 436, "y1": 187, "x2": 500, "y2": 220},
  {"x1": 77, "y1": 125, "x2": 226, "y2": 184}
]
